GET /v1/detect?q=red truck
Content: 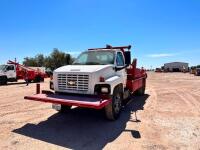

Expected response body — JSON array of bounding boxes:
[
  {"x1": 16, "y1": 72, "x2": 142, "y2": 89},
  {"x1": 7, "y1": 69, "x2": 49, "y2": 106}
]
[
  {"x1": 0, "y1": 60, "x2": 46, "y2": 85},
  {"x1": 25, "y1": 45, "x2": 147, "y2": 120}
]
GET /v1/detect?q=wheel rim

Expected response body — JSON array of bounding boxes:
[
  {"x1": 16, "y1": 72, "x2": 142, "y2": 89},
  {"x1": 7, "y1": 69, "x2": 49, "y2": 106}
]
[{"x1": 113, "y1": 93, "x2": 121, "y2": 113}]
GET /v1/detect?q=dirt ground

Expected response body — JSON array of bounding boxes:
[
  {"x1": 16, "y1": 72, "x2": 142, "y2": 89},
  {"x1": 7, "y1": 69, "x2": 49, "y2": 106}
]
[{"x1": 0, "y1": 72, "x2": 200, "y2": 150}]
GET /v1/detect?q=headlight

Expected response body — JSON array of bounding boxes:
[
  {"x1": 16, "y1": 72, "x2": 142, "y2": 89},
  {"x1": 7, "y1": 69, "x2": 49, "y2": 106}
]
[
  {"x1": 94, "y1": 84, "x2": 110, "y2": 95},
  {"x1": 101, "y1": 87, "x2": 109, "y2": 93}
]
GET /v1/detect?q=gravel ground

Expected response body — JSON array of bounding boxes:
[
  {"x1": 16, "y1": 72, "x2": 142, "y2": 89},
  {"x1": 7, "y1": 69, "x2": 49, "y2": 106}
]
[{"x1": 0, "y1": 72, "x2": 200, "y2": 150}]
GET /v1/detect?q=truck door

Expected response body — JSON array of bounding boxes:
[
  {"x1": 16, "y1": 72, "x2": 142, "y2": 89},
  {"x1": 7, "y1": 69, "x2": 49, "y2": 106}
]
[
  {"x1": 6, "y1": 65, "x2": 16, "y2": 79},
  {"x1": 116, "y1": 52, "x2": 127, "y2": 86}
]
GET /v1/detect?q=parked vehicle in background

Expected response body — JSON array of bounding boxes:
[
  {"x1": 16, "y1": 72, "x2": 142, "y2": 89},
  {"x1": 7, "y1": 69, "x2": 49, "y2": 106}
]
[
  {"x1": 25, "y1": 45, "x2": 147, "y2": 120},
  {"x1": 0, "y1": 60, "x2": 46, "y2": 85},
  {"x1": 190, "y1": 67, "x2": 196, "y2": 74},
  {"x1": 195, "y1": 68, "x2": 200, "y2": 76},
  {"x1": 155, "y1": 68, "x2": 162, "y2": 72}
]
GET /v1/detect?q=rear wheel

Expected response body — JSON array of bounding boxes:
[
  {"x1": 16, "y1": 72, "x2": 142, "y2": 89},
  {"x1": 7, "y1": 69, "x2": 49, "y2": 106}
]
[
  {"x1": 40, "y1": 77, "x2": 44, "y2": 82},
  {"x1": 34, "y1": 76, "x2": 41, "y2": 83},
  {"x1": 34, "y1": 76, "x2": 44, "y2": 82},
  {"x1": 105, "y1": 86, "x2": 123, "y2": 120},
  {"x1": 136, "y1": 79, "x2": 146, "y2": 96},
  {"x1": 136, "y1": 86, "x2": 145, "y2": 95}
]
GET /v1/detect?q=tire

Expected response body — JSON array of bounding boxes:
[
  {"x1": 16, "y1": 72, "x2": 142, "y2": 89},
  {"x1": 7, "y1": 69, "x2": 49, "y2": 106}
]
[
  {"x1": 34, "y1": 76, "x2": 44, "y2": 82},
  {"x1": 105, "y1": 86, "x2": 123, "y2": 120},
  {"x1": 59, "y1": 105, "x2": 72, "y2": 113},
  {"x1": 136, "y1": 86, "x2": 145, "y2": 95},
  {"x1": 4, "y1": 79, "x2": 7, "y2": 85},
  {"x1": 136, "y1": 79, "x2": 146, "y2": 96},
  {"x1": 0, "y1": 78, "x2": 3, "y2": 85},
  {"x1": 34, "y1": 76, "x2": 40, "y2": 83},
  {"x1": 0, "y1": 76, "x2": 7, "y2": 85},
  {"x1": 40, "y1": 77, "x2": 44, "y2": 82}
]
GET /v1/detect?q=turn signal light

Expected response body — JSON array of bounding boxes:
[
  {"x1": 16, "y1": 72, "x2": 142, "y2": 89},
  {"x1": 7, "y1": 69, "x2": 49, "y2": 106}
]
[{"x1": 99, "y1": 76, "x2": 105, "y2": 82}]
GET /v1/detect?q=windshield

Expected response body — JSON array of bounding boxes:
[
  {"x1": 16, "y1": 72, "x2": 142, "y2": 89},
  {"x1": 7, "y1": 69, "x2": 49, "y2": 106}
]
[
  {"x1": 73, "y1": 51, "x2": 115, "y2": 65},
  {"x1": 0, "y1": 65, "x2": 7, "y2": 71}
]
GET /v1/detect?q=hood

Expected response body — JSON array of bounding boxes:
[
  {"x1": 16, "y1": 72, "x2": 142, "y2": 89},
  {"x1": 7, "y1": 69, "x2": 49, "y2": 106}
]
[{"x1": 54, "y1": 65, "x2": 114, "y2": 73}]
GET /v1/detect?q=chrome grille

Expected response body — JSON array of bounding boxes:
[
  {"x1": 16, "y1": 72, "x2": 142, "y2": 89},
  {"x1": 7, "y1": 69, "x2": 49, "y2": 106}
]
[{"x1": 57, "y1": 74, "x2": 89, "y2": 91}]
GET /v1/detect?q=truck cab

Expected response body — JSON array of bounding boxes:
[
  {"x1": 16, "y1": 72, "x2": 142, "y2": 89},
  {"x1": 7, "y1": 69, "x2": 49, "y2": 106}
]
[
  {"x1": 0, "y1": 64, "x2": 17, "y2": 84},
  {"x1": 196, "y1": 68, "x2": 200, "y2": 76},
  {"x1": 53, "y1": 49, "x2": 129, "y2": 96}
]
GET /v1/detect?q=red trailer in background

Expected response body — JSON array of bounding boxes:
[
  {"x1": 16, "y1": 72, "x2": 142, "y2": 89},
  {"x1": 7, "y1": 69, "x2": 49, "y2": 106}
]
[
  {"x1": 8, "y1": 60, "x2": 46, "y2": 82},
  {"x1": 0, "y1": 60, "x2": 46, "y2": 85}
]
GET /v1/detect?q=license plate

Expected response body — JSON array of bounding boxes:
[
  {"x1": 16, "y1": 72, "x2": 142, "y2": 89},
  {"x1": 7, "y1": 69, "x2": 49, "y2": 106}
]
[{"x1": 52, "y1": 103, "x2": 61, "y2": 111}]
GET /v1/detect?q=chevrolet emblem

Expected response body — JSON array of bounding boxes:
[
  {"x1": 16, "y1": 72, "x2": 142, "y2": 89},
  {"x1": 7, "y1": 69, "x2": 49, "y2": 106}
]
[{"x1": 67, "y1": 81, "x2": 76, "y2": 85}]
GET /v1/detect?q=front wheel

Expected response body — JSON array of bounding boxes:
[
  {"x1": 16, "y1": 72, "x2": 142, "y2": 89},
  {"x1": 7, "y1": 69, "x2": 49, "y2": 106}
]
[
  {"x1": 58, "y1": 105, "x2": 72, "y2": 113},
  {"x1": 0, "y1": 76, "x2": 7, "y2": 85},
  {"x1": 105, "y1": 87, "x2": 123, "y2": 120}
]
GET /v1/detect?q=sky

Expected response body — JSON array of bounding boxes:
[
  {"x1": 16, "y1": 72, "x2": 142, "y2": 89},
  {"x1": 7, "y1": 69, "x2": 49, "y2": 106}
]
[{"x1": 0, "y1": 0, "x2": 200, "y2": 68}]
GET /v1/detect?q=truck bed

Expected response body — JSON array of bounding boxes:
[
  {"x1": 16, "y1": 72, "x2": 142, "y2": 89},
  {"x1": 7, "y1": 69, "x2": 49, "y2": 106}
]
[{"x1": 24, "y1": 93, "x2": 111, "y2": 109}]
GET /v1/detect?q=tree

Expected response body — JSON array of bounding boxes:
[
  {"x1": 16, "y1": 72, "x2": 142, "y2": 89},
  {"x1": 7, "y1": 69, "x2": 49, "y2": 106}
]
[
  {"x1": 47, "y1": 48, "x2": 75, "y2": 70},
  {"x1": 23, "y1": 57, "x2": 38, "y2": 66},
  {"x1": 23, "y1": 48, "x2": 74, "y2": 71},
  {"x1": 44, "y1": 56, "x2": 53, "y2": 70},
  {"x1": 35, "y1": 54, "x2": 45, "y2": 67}
]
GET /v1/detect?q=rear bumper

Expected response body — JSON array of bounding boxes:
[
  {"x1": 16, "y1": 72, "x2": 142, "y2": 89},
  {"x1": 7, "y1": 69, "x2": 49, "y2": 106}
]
[{"x1": 24, "y1": 92, "x2": 111, "y2": 109}]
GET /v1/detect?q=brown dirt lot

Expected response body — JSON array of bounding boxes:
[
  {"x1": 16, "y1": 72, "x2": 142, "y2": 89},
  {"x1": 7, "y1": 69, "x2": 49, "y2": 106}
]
[{"x1": 0, "y1": 72, "x2": 200, "y2": 150}]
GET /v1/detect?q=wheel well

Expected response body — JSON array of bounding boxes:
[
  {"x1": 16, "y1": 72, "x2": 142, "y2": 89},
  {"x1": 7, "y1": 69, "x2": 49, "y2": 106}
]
[{"x1": 113, "y1": 83, "x2": 123, "y2": 93}]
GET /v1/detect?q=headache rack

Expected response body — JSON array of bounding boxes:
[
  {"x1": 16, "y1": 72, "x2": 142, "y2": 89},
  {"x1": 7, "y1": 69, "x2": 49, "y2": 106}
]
[{"x1": 88, "y1": 44, "x2": 132, "y2": 53}]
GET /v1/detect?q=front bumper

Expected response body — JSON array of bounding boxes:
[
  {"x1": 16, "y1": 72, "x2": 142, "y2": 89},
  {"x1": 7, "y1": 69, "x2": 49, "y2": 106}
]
[{"x1": 24, "y1": 92, "x2": 111, "y2": 109}]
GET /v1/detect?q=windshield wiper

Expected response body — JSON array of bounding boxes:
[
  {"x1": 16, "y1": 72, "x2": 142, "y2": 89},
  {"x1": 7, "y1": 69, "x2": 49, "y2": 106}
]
[
  {"x1": 86, "y1": 62, "x2": 100, "y2": 65},
  {"x1": 73, "y1": 63, "x2": 83, "y2": 65},
  {"x1": 73, "y1": 62, "x2": 102, "y2": 65}
]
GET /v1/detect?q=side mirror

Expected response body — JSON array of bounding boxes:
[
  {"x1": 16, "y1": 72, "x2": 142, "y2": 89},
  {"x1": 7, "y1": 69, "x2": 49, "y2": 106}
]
[
  {"x1": 115, "y1": 66, "x2": 123, "y2": 71},
  {"x1": 115, "y1": 64, "x2": 129, "y2": 71},
  {"x1": 124, "y1": 51, "x2": 131, "y2": 65}
]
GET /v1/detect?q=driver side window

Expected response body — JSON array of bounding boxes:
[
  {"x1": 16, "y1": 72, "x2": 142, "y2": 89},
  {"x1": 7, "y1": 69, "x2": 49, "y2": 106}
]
[{"x1": 116, "y1": 52, "x2": 124, "y2": 66}]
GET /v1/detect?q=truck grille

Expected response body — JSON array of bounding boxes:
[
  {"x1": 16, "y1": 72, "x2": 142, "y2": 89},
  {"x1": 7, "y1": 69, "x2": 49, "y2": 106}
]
[{"x1": 57, "y1": 74, "x2": 89, "y2": 91}]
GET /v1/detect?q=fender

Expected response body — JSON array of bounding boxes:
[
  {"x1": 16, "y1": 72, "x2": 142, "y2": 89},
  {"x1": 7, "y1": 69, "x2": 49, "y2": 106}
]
[{"x1": 105, "y1": 76, "x2": 124, "y2": 95}]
